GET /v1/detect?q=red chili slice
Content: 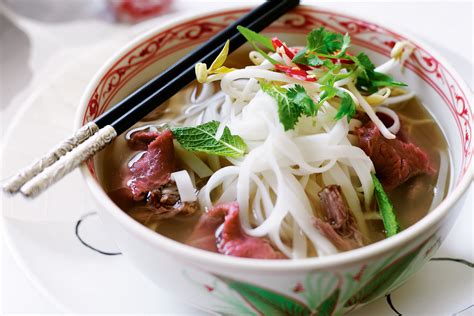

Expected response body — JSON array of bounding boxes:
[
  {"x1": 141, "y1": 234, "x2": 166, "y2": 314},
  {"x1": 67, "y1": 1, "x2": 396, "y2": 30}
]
[
  {"x1": 272, "y1": 37, "x2": 295, "y2": 59},
  {"x1": 274, "y1": 64, "x2": 317, "y2": 82},
  {"x1": 273, "y1": 39, "x2": 313, "y2": 71}
]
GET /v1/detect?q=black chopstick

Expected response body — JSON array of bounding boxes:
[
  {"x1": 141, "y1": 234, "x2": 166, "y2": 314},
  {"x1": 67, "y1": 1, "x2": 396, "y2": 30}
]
[
  {"x1": 113, "y1": 0, "x2": 300, "y2": 134},
  {"x1": 95, "y1": 0, "x2": 299, "y2": 129},
  {"x1": 4, "y1": 0, "x2": 300, "y2": 197}
]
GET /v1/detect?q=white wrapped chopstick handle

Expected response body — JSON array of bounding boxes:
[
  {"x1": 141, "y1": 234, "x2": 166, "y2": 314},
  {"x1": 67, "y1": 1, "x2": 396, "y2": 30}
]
[
  {"x1": 20, "y1": 125, "x2": 117, "y2": 198},
  {"x1": 3, "y1": 122, "x2": 100, "y2": 193}
]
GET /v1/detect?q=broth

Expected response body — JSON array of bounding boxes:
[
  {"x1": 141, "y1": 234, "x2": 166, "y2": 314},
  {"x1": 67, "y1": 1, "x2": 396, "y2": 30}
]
[{"x1": 96, "y1": 48, "x2": 450, "y2": 253}]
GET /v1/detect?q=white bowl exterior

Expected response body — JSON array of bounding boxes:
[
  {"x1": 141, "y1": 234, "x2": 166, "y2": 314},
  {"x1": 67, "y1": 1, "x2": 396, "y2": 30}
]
[{"x1": 76, "y1": 6, "x2": 473, "y2": 314}]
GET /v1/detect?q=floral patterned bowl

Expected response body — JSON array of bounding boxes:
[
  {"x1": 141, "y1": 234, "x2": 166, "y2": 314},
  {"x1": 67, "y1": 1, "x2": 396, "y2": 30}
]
[{"x1": 76, "y1": 5, "x2": 473, "y2": 315}]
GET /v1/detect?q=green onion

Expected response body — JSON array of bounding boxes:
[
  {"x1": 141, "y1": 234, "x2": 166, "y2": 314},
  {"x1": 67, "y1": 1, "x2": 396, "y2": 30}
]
[{"x1": 372, "y1": 174, "x2": 401, "y2": 237}]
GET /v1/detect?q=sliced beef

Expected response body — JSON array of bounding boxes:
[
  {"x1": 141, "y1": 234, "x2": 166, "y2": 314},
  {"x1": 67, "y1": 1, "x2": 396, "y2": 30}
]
[
  {"x1": 108, "y1": 130, "x2": 197, "y2": 225},
  {"x1": 145, "y1": 180, "x2": 198, "y2": 220},
  {"x1": 313, "y1": 185, "x2": 364, "y2": 251},
  {"x1": 355, "y1": 121, "x2": 435, "y2": 190},
  {"x1": 127, "y1": 129, "x2": 175, "y2": 200},
  {"x1": 187, "y1": 202, "x2": 287, "y2": 259},
  {"x1": 128, "y1": 131, "x2": 160, "y2": 150}
]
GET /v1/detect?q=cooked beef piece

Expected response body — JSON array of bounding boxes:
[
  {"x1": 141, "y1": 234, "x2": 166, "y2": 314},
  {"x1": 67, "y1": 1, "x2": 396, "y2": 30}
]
[
  {"x1": 128, "y1": 131, "x2": 160, "y2": 150},
  {"x1": 355, "y1": 121, "x2": 435, "y2": 190},
  {"x1": 313, "y1": 185, "x2": 364, "y2": 251},
  {"x1": 127, "y1": 130, "x2": 175, "y2": 200},
  {"x1": 187, "y1": 202, "x2": 287, "y2": 259},
  {"x1": 145, "y1": 181, "x2": 198, "y2": 220}
]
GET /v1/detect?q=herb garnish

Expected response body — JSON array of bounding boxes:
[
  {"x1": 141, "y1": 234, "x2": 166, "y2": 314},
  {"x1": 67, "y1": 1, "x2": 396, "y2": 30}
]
[
  {"x1": 237, "y1": 26, "x2": 279, "y2": 65},
  {"x1": 171, "y1": 121, "x2": 247, "y2": 158},
  {"x1": 292, "y1": 27, "x2": 407, "y2": 93},
  {"x1": 372, "y1": 174, "x2": 401, "y2": 237},
  {"x1": 260, "y1": 82, "x2": 318, "y2": 131}
]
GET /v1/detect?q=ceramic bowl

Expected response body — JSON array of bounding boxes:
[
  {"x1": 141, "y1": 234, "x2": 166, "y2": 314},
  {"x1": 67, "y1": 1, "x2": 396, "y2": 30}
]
[{"x1": 77, "y1": 5, "x2": 473, "y2": 315}]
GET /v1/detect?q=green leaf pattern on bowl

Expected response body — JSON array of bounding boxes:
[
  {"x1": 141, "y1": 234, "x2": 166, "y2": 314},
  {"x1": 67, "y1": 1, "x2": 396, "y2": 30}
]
[{"x1": 186, "y1": 235, "x2": 441, "y2": 315}]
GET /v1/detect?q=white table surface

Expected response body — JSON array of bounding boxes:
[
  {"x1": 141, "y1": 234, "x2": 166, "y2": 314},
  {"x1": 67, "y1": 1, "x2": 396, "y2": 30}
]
[{"x1": 1, "y1": 1, "x2": 472, "y2": 314}]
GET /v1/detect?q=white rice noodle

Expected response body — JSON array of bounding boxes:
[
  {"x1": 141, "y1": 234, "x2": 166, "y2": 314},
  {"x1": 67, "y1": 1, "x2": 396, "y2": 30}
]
[
  {"x1": 365, "y1": 87, "x2": 391, "y2": 106},
  {"x1": 174, "y1": 143, "x2": 214, "y2": 179},
  {"x1": 191, "y1": 83, "x2": 215, "y2": 103},
  {"x1": 221, "y1": 68, "x2": 320, "y2": 101},
  {"x1": 207, "y1": 155, "x2": 221, "y2": 172},
  {"x1": 382, "y1": 91, "x2": 415, "y2": 105},
  {"x1": 375, "y1": 41, "x2": 415, "y2": 73},
  {"x1": 167, "y1": 46, "x2": 419, "y2": 258},
  {"x1": 375, "y1": 106, "x2": 401, "y2": 134},
  {"x1": 249, "y1": 51, "x2": 265, "y2": 65},
  {"x1": 171, "y1": 170, "x2": 197, "y2": 202},
  {"x1": 374, "y1": 59, "x2": 397, "y2": 74},
  {"x1": 348, "y1": 82, "x2": 396, "y2": 139}
]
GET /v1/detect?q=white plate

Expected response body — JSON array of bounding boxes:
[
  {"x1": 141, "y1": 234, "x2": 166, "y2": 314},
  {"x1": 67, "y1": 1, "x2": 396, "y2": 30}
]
[{"x1": 1, "y1": 12, "x2": 473, "y2": 316}]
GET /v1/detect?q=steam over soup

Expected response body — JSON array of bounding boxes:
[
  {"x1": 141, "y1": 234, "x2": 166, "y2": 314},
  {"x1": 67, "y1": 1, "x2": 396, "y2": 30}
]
[{"x1": 96, "y1": 27, "x2": 449, "y2": 259}]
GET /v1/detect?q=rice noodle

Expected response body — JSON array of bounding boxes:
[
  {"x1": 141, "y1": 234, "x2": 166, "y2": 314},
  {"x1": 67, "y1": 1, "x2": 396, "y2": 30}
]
[
  {"x1": 382, "y1": 91, "x2": 415, "y2": 105},
  {"x1": 348, "y1": 82, "x2": 396, "y2": 139},
  {"x1": 168, "y1": 40, "x2": 419, "y2": 258},
  {"x1": 171, "y1": 170, "x2": 197, "y2": 202},
  {"x1": 375, "y1": 106, "x2": 401, "y2": 134}
]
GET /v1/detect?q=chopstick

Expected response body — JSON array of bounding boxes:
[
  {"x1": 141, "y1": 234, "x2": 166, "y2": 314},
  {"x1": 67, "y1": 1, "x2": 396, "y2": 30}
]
[{"x1": 3, "y1": 0, "x2": 300, "y2": 198}]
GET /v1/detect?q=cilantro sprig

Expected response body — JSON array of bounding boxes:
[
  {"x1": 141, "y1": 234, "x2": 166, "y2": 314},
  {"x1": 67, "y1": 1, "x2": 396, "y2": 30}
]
[
  {"x1": 291, "y1": 27, "x2": 407, "y2": 94},
  {"x1": 260, "y1": 82, "x2": 318, "y2": 131},
  {"x1": 354, "y1": 52, "x2": 406, "y2": 93}
]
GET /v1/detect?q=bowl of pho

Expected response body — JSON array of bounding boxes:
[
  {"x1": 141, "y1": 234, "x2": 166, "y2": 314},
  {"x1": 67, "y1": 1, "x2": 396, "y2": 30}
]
[{"x1": 77, "y1": 5, "x2": 473, "y2": 314}]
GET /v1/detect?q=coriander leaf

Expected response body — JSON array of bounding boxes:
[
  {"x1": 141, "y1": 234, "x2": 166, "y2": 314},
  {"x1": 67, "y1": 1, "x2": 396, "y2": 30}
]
[
  {"x1": 372, "y1": 174, "x2": 401, "y2": 237},
  {"x1": 334, "y1": 90, "x2": 356, "y2": 121},
  {"x1": 337, "y1": 33, "x2": 351, "y2": 57},
  {"x1": 318, "y1": 84, "x2": 338, "y2": 106},
  {"x1": 261, "y1": 82, "x2": 318, "y2": 130},
  {"x1": 171, "y1": 121, "x2": 246, "y2": 158},
  {"x1": 287, "y1": 85, "x2": 318, "y2": 116},
  {"x1": 293, "y1": 48, "x2": 330, "y2": 67},
  {"x1": 307, "y1": 27, "x2": 346, "y2": 55},
  {"x1": 354, "y1": 52, "x2": 375, "y2": 73},
  {"x1": 307, "y1": 54, "x2": 324, "y2": 66},
  {"x1": 318, "y1": 63, "x2": 341, "y2": 85},
  {"x1": 292, "y1": 48, "x2": 309, "y2": 65},
  {"x1": 237, "y1": 26, "x2": 274, "y2": 51},
  {"x1": 261, "y1": 82, "x2": 301, "y2": 131},
  {"x1": 354, "y1": 52, "x2": 407, "y2": 92}
]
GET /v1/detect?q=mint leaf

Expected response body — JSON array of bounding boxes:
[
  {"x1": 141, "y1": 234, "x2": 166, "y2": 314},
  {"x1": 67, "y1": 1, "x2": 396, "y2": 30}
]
[
  {"x1": 261, "y1": 82, "x2": 318, "y2": 131},
  {"x1": 334, "y1": 91, "x2": 356, "y2": 121},
  {"x1": 171, "y1": 121, "x2": 246, "y2": 158},
  {"x1": 237, "y1": 26, "x2": 278, "y2": 65},
  {"x1": 372, "y1": 174, "x2": 401, "y2": 237}
]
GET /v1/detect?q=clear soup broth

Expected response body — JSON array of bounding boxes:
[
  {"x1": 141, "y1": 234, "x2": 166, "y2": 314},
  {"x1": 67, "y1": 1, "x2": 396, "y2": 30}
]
[{"x1": 95, "y1": 48, "x2": 450, "y2": 257}]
